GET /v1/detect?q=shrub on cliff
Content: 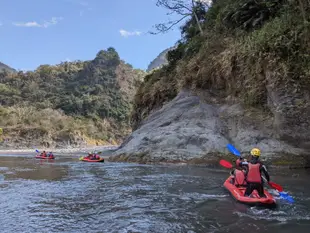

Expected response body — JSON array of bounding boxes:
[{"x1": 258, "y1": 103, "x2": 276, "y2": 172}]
[{"x1": 131, "y1": 0, "x2": 310, "y2": 128}]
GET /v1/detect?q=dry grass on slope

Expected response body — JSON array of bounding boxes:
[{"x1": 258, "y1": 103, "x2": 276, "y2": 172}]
[{"x1": 131, "y1": 0, "x2": 310, "y2": 128}]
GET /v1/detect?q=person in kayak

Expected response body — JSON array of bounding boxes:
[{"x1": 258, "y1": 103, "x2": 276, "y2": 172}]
[
  {"x1": 86, "y1": 152, "x2": 93, "y2": 159},
  {"x1": 230, "y1": 157, "x2": 247, "y2": 186},
  {"x1": 40, "y1": 151, "x2": 47, "y2": 157},
  {"x1": 48, "y1": 152, "x2": 54, "y2": 158},
  {"x1": 91, "y1": 152, "x2": 100, "y2": 160},
  {"x1": 241, "y1": 148, "x2": 270, "y2": 198}
]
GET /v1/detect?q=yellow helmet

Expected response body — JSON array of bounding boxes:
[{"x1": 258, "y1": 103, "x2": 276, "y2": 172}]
[{"x1": 250, "y1": 148, "x2": 261, "y2": 157}]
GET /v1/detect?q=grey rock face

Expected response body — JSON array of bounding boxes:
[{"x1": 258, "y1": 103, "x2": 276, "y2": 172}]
[{"x1": 111, "y1": 90, "x2": 305, "y2": 162}]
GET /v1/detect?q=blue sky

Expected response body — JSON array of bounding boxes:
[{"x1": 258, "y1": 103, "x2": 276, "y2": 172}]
[{"x1": 0, "y1": 0, "x2": 184, "y2": 71}]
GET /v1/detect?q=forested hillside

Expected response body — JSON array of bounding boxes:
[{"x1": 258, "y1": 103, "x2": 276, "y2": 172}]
[{"x1": 0, "y1": 48, "x2": 144, "y2": 148}]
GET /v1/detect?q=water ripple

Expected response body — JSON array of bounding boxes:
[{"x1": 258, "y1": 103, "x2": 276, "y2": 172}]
[{"x1": 0, "y1": 156, "x2": 309, "y2": 232}]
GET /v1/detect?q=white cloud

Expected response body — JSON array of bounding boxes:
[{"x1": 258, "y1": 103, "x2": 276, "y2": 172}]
[
  {"x1": 13, "y1": 21, "x2": 41, "y2": 27},
  {"x1": 13, "y1": 17, "x2": 63, "y2": 28},
  {"x1": 79, "y1": 1, "x2": 88, "y2": 6},
  {"x1": 119, "y1": 29, "x2": 142, "y2": 38}
]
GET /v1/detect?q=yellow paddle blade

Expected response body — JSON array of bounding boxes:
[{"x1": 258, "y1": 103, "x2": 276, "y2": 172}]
[{"x1": 79, "y1": 157, "x2": 84, "y2": 160}]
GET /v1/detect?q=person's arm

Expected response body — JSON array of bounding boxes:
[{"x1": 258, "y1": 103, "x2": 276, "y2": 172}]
[
  {"x1": 261, "y1": 164, "x2": 270, "y2": 182},
  {"x1": 236, "y1": 158, "x2": 242, "y2": 167},
  {"x1": 239, "y1": 161, "x2": 248, "y2": 174},
  {"x1": 240, "y1": 161, "x2": 248, "y2": 166}
]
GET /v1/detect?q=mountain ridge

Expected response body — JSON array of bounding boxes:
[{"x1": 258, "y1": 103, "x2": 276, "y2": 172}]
[
  {"x1": 0, "y1": 62, "x2": 16, "y2": 73},
  {"x1": 146, "y1": 47, "x2": 175, "y2": 72},
  {"x1": 0, "y1": 48, "x2": 145, "y2": 149}
]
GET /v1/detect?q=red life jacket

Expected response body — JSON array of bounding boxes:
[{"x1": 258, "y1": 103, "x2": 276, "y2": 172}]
[
  {"x1": 246, "y1": 163, "x2": 261, "y2": 183},
  {"x1": 234, "y1": 170, "x2": 247, "y2": 186},
  {"x1": 236, "y1": 158, "x2": 242, "y2": 167}
]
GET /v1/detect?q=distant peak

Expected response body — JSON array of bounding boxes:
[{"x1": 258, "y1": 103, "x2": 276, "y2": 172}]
[
  {"x1": 0, "y1": 62, "x2": 16, "y2": 73},
  {"x1": 146, "y1": 47, "x2": 176, "y2": 72}
]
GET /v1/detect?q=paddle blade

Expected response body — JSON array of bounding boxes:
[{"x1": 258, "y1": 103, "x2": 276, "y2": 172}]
[
  {"x1": 79, "y1": 157, "x2": 84, "y2": 161},
  {"x1": 35, "y1": 149, "x2": 40, "y2": 153},
  {"x1": 269, "y1": 181, "x2": 283, "y2": 192},
  {"x1": 220, "y1": 159, "x2": 233, "y2": 169},
  {"x1": 279, "y1": 192, "x2": 294, "y2": 203},
  {"x1": 227, "y1": 144, "x2": 241, "y2": 157}
]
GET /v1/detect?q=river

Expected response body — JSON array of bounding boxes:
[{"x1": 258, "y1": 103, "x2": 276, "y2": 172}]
[{"x1": 0, "y1": 152, "x2": 309, "y2": 233}]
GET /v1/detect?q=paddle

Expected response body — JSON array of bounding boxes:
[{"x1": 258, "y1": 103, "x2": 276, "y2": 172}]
[
  {"x1": 268, "y1": 181, "x2": 283, "y2": 192},
  {"x1": 227, "y1": 144, "x2": 241, "y2": 157},
  {"x1": 261, "y1": 176, "x2": 283, "y2": 192},
  {"x1": 220, "y1": 159, "x2": 233, "y2": 169},
  {"x1": 35, "y1": 149, "x2": 42, "y2": 157},
  {"x1": 226, "y1": 144, "x2": 294, "y2": 203},
  {"x1": 261, "y1": 176, "x2": 294, "y2": 202}
]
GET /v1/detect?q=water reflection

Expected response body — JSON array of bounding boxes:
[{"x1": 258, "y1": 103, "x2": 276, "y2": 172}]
[{"x1": 0, "y1": 156, "x2": 69, "y2": 181}]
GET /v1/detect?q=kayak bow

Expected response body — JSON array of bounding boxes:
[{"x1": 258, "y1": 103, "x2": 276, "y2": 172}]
[
  {"x1": 35, "y1": 155, "x2": 55, "y2": 159},
  {"x1": 80, "y1": 157, "x2": 105, "y2": 162}
]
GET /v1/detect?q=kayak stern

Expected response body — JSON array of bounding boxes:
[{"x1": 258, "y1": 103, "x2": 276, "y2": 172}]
[{"x1": 224, "y1": 176, "x2": 277, "y2": 207}]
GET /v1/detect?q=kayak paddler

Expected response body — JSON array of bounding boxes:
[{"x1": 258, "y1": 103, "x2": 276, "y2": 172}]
[
  {"x1": 240, "y1": 148, "x2": 270, "y2": 198},
  {"x1": 40, "y1": 151, "x2": 47, "y2": 157},
  {"x1": 230, "y1": 156, "x2": 247, "y2": 187},
  {"x1": 86, "y1": 152, "x2": 93, "y2": 159},
  {"x1": 91, "y1": 152, "x2": 100, "y2": 160}
]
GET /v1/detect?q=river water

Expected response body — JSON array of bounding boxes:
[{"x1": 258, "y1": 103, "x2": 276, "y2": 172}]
[{"x1": 0, "y1": 153, "x2": 309, "y2": 233}]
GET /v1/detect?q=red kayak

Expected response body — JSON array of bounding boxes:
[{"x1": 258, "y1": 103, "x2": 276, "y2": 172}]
[
  {"x1": 224, "y1": 175, "x2": 276, "y2": 206},
  {"x1": 35, "y1": 155, "x2": 55, "y2": 159},
  {"x1": 80, "y1": 157, "x2": 104, "y2": 162}
]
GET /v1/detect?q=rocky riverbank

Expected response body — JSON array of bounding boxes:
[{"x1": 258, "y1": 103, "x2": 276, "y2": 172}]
[
  {"x1": 0, "y1": 145, "x2": 118, "y2": 155},
  {"x1": 109, "y1": 90, "x2": 309, "y2": 168}
]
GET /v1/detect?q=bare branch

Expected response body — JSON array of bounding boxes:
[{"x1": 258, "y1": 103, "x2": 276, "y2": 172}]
[
  {"x1": 149, "y1": 15, "x2": 189, "y2": 34},
  {"x1": 151, "y1": 0, "x2": 205, "y2": 34}
]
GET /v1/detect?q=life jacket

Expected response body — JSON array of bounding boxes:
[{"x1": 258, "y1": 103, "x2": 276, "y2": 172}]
[
  {"x1": 246, "y1": 163, "x2": 261, "y2": 183},
  {"x1": 95, "y1": 155, "x2": 99, "y2": 159},
  {"x1": 236, "y1": 158, "x2": 242, "y2": 167},
  {"x1": 234, "y1": 170, "x2": 247, "y2": 186}
]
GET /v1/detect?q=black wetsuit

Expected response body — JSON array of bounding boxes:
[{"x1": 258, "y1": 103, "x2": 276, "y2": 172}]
[{"x1": 240, "y1": 157, "x2": 270, "y2": 198}]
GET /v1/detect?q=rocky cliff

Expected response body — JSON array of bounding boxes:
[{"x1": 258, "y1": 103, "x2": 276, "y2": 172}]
[
  {"x1": 109, "y1": 90, "x2": 306, "y2": 165},
  {"x1": 109, "y1": 0, "x2": 310, "y2": 167}
]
